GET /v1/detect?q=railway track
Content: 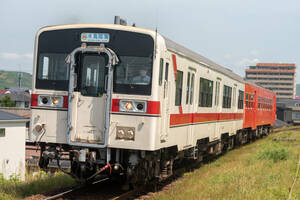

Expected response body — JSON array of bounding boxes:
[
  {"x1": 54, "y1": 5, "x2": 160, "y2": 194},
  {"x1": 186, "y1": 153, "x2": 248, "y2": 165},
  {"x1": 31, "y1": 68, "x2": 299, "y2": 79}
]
[{"x1": 41, "y1": 127, "x2": 300, "y2": 200}]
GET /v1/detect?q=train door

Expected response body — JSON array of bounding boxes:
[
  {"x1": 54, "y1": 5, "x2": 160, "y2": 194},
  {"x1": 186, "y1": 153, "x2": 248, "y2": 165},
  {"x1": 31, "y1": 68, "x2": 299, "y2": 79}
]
[
  {"x1": 70, "y1": 54, "x2": 107, "y2": 144},
  {"x1": 161, "y1": 59, "x2": 170, "y2": 142},
  {"x1": 214, "y1": 79, "x2": 221, "y2": 139},
  {"x1": 186, "y1": 68, "x2": 196, "y2": 146},
  {"x1": 67, "y1": 46, "x2": 119, "y2": 148}
]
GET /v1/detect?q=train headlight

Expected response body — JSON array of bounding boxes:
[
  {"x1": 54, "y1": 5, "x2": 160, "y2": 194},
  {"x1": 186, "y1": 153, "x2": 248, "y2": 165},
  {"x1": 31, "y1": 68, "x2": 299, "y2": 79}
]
[
  {"x1": 119, "y1": 100, "x2": 147, "y2": 113},
  {"x1": 125, "y1": 102, "x2": 133, "y2": 111},
  {"x1": 51, "y1": 96, "x2": 63, "y2": 106},
  {"x1": 51, "y1": 97, "x2": 60, "y2": 105},
  {"x1": 38, "y1": 95, "x2": 64, "y2": 107}
]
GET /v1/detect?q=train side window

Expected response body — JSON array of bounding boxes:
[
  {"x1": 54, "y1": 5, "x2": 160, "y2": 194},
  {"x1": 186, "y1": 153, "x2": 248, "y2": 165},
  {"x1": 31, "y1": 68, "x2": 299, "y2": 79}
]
[
  {"x1": 250, "y1": 95, "x2": 254, "y2": 108},
  {"x1": 258, "y1": 96, "x2": 261, "y2": 109},
  {"x1": 215, "y1": 81, "x2": 220, "y2": 106},
  {"x1": 159, "y1": 58, "x2": 164, "y2": 86},
  {"x1": 238, "y1": 90, "x2": 244, "y2": 109},
  {"x1": 246, "y1": 93, "x2": 249, "y2": 108},
  {"x1": 190, "y1": 74, "x2": 195, "y2": 104},
  {"x1": 175, "y1": 70, "x2": 183, "y2": 106},
  {"x1": 199, "y1": 77, "x2": 213, "y2": 107},
  {"x1": 186, "y1": 72, "x2": 191, "y2": 104},
  {"x1": 165, "y1": 63, "x2": 169, "y2": 81},
  {"x1": 222, "y1": 85, "x2": 232, "y2": 108}
]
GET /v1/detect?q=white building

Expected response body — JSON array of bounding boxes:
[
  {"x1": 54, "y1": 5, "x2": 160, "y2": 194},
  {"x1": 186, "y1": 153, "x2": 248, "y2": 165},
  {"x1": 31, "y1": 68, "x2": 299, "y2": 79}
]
[{"x1": 0, "y1": 110, "x2": 29, "y2": 180}]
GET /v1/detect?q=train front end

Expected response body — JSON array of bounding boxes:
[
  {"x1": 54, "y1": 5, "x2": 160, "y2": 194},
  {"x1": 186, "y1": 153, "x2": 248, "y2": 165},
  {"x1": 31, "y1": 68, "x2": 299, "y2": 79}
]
[{"x1": 29, "y1": 24, "x2": 163, "y2": 181}]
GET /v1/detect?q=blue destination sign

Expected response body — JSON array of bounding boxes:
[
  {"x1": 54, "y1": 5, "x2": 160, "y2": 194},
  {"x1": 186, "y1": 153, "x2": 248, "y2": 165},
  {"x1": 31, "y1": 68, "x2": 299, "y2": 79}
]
[{"x1": 81, "y1": 33, "x2": 110, "y2": 43}]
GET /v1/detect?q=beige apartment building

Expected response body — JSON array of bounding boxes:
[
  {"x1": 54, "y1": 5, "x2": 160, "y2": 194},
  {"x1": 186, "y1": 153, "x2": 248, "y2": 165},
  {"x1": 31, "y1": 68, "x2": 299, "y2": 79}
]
[{"x1": 245, "y1": 63, "x2": 296, "y2": 99}]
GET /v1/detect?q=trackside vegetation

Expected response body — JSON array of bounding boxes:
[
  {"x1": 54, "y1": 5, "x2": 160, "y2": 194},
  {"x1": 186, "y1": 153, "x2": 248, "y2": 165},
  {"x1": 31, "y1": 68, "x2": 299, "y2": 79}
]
[
  {"x1": 152, "y1": 128, "x2": 300, "y2": 200},
  {"x1": 0, "y1": 171, "x2": 76, "y2": 200}
]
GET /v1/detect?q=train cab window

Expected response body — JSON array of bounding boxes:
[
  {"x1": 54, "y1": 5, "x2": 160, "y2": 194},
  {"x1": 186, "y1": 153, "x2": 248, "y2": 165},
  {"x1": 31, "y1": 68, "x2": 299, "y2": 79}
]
[
  {"x1": 238, "y1": 90, "x2": 244, "y2": 109},
  {"x1": 159, "y1": 58, "x2": 164, "y2": 86},
  {"x1": 199, "y1": 78, "x2": 213, "y2": 107},
  {"x1": 222, "y1": 85, "x2": 232, "y2": 108},
  {"x1": 215, "y1": 81, "x2": 220, "y2": 106},
  {"x1": 190, "y1": 74, "x2": 195, "y2": 104},
  {"x1": 175, "y1": 70, "x2": 183, "y2": 106}
]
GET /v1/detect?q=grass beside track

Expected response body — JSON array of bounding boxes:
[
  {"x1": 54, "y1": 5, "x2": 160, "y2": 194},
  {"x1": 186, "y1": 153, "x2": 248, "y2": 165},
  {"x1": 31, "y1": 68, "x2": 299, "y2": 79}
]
[
  {"x1": 0, "y1": 171, "x2": 76, "y2": 200},
  {"x1": 152, "y1": 127, "x2": 300, "y2": 200}
]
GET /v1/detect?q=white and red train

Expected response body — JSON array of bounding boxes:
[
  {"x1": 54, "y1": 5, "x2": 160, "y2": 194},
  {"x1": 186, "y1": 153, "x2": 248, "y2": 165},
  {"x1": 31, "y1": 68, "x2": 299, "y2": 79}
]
[{"x1": 29, "y1": 24, "x2": 276, "y2": 183}]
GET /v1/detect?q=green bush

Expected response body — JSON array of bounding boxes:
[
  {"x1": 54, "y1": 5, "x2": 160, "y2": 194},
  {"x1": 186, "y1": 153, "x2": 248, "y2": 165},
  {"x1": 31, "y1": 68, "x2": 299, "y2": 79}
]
[{"x1": 257, "y1": 144, "x2": 289, "y2": 162}]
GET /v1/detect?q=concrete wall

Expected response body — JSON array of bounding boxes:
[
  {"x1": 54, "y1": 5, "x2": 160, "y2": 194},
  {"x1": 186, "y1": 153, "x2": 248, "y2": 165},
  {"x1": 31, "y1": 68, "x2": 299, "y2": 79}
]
[{"x1": 0, "y1": 121, "x2": 26, "y2": 180}]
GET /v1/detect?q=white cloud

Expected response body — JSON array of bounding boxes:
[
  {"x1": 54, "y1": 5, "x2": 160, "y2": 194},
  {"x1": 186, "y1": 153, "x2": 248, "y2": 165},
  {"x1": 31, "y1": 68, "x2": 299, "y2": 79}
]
[
  {"x1": 224, "y1": 53, "x2": 233, "y2": 60},
  {"x1": 0, "y1": 52, "x2": 33, "y2": 60},
  {"x1": 235, "y1": 58, "x2": 260, "y2": 67},
  {"x1": 249, "y1": 49, "x2": 260, "y2": 56}
]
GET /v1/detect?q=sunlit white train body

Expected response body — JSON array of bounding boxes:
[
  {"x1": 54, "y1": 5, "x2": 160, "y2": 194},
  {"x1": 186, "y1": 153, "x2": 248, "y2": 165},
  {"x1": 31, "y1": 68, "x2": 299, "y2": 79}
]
[{"x1": 29, "y1": 24, "x2": 276, "y2": 184}]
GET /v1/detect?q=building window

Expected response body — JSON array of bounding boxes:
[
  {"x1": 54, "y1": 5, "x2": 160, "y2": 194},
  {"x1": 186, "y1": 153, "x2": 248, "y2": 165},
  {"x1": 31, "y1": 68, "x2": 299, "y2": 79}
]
[
  {"x1": 0, "y1": 128, "x2": 5, "y2": 137},
  {"x1": 222, "y1": 85, "x2": 232, "y2": 108},
  {"x1": 238, "y1": 90, "x2": 244, "y2": 109},
  {"x1": 198, "y1": 77, "x2": 213, "y2": 107},
  {"x1": 175, "y1": 71, "x2": 183, "y2": 106}
]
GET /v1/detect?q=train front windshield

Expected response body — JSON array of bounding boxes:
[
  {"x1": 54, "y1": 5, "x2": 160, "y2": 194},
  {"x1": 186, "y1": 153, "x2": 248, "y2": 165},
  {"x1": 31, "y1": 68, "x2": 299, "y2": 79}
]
[{"x1": 36, "y1": 28, "x2": 154, "y2": 95}]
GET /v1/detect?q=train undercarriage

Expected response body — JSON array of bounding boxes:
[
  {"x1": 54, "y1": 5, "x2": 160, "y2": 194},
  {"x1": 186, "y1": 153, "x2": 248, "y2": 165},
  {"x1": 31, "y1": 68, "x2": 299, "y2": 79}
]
[{"x1": 37, "y1": 125, "x2": 272, "y2": 186}]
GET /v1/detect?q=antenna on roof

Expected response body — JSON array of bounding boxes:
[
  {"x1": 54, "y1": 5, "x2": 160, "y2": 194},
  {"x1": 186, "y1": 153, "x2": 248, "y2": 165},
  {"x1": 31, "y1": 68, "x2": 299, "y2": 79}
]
[
  {"x1": 114, "y1": 16, "x2": 127, "y2": 26},
  {"x1": 154, "y1": 27, "x2": 158, "y2": 58}
]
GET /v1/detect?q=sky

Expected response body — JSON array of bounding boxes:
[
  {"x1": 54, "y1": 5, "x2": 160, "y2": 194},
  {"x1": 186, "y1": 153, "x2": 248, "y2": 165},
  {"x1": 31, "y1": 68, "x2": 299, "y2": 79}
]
[{"x1": 0, "y1": 0, "x2": 299, "y2": 82}]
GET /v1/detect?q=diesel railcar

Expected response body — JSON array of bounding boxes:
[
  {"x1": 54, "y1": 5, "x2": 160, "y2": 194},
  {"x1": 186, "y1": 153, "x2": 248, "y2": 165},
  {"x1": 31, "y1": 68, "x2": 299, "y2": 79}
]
[{"x1": 29, "y1": 24, "x2": 276, "y2": 184}]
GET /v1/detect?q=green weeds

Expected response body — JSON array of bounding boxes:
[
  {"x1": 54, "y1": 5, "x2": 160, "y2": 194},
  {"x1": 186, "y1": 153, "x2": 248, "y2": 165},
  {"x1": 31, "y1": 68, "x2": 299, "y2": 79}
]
[{"x1": 0, "y1": 171, "x2": 76, "y2": 200}]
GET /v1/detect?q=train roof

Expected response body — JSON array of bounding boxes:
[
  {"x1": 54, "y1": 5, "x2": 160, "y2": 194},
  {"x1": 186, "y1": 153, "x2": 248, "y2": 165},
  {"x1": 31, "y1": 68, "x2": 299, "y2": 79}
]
[
  {"x1": 163, "y1": 37, "x2": 245, "y2": 83},
  {"x1": 163, "y1": 36, "x2": 275, "y2": 94},
  {"x1": 36, "y1": 24, "x2": 273, "y2": 94}
]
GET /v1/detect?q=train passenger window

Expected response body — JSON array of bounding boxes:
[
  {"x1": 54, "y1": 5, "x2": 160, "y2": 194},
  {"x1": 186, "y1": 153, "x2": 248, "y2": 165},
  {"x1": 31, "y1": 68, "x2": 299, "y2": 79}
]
[
  {"x1": 199, "y1": 78, "x2": 213, "y2": 107},
  {"x1": 215, "y1": 81, "x2": 220, "y2": 106},
  {"x1": 238, "y1": 90, "x2": 244, "y2": 109},
  {"x1": 190, "y1": 74, "x2": 195, "y2": 104},
  {"x1": 159, "y1": 58, "x2": 164, "y2": 86},
  {"x1": 222, "y1": 85, "x2": 232, "y2": 108},
  {"x1": 246, "y1": 93, "x2": 249, "y2": 108},
  {"x1": 175, "y1": 71, "x2": 183, "y2": 106},
  {"x1": 258, "y1": 96, "x2": 261, "y2": 109},
  {"x1": 186, "y1": 72, "x2": 191, "y2": 104},
  {"x1": 165, "y1": 63, "x2": 169, "y2": 81},
  {"x1": 250, "y1": 95, "x2": 254, "y2": 108}
]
